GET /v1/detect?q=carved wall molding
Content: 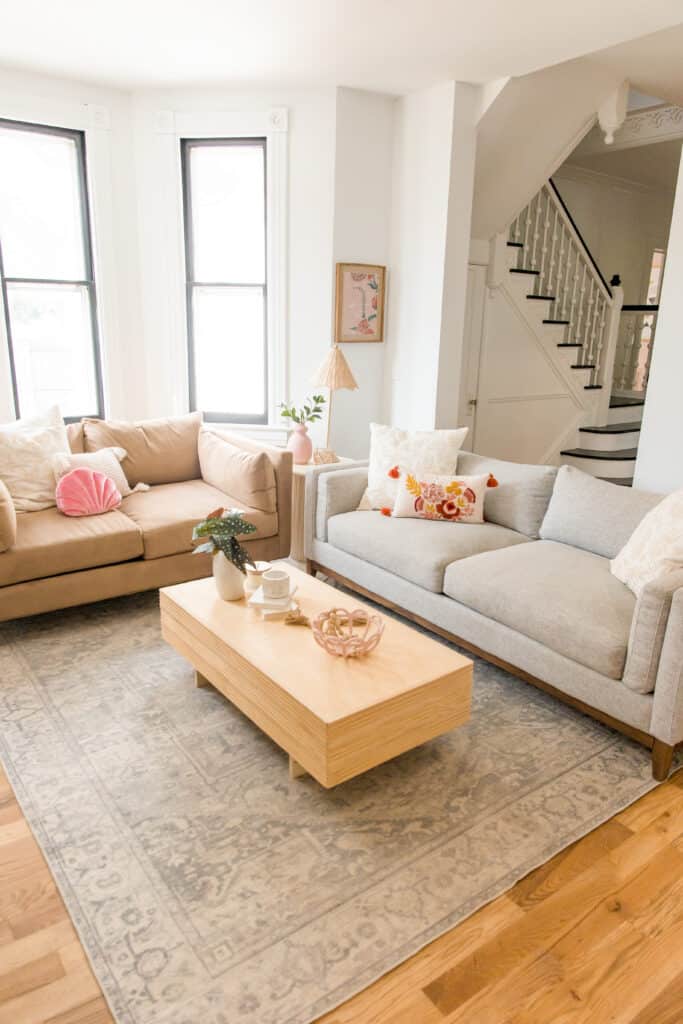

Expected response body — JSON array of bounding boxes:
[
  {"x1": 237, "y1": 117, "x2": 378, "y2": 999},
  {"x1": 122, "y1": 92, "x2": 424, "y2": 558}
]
[{"x1": 578, "y1": 104, "x2": 683, "y2": 155}]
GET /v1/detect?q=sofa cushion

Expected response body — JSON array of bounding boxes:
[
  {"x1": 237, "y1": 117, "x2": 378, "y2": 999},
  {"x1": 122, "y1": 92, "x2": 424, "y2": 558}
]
[
  {"x1": 120, "y1": 479, "x2": 277, "y2": 560},
  {"x1": 0, "y1": 479, "x2": 17, "y2": 552},
  {"x1": 82, "y1": 412, "x2": 202, "y2": 487},
  {"x1": 444, "y1": 540, "x2": 636, "y2": 679},
  {"x1": 0, "y1": 507, "x2": 143, "y2": 586},
  {"x1": 326, "y1": 510, "x2": 529, "y2": 593},
  {"x1": 456, "y1": 452, "x2": 557, "y2": 539},
  {"x1": 198, "y1": 429, "x2": 277, "y2": 513},
  {"x1": 540, "y1": 465, "x2": 662, "y2": 559}
]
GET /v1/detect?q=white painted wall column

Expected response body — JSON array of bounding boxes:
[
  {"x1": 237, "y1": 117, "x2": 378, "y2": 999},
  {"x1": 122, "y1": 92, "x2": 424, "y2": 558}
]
[
  {"x1": 634, "y1": 147, "x2": 683, "y2": 494},
  {"x1": 384, "y1": 81, "x2": 479, "y2": 432}
]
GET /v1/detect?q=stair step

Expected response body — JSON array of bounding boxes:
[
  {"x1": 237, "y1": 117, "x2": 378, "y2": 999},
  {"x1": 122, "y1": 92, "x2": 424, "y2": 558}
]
[
  {"x1": 560, "y1": 447, "x2": 638, "y2": 461},
  {"x1": 580, "y1": 422, "x2": 641, "y2": 435},
  {"x1": 584, "y1": 384, "x2": 602, "y2": 390},
  {"x1": 510, "y1": 267, "x2": 540, "y2": 276},
  {"x1": 557, "y1": 343, "x2": 582, "y2": 348},
  {"x1": 571, "y1": 363, "x2": 596, "y2": 370},
  {"x1": 543, "y1": 318, "x2": 570, "y2": 325},
  {"x1": 527, "y1": 294, "x2": 556, "y2": 301},
  {"x1": 610, "y1": 396, "x2": 645, "y2": 409},
  {"x1": 507, "y1": 241, "x2": 524, "y2": 248},
  {"x1": 598, "y1": 477, "x2": 634, "y2": 487}
]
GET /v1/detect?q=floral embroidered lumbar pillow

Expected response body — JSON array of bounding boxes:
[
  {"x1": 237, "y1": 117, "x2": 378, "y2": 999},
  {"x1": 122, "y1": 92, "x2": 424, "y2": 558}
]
[{"x1": 391, "y1": 471, "x2": 492, "y2": 523}]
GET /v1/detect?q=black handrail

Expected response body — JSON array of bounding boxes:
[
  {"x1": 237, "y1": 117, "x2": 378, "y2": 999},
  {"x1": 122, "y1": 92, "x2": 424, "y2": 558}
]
[
  {"x1": 548, "y1": 178, "x2": 613, "y2": 299},
  {"x1": 621, "y1": 304, "x2": 659, "y2": 312}
]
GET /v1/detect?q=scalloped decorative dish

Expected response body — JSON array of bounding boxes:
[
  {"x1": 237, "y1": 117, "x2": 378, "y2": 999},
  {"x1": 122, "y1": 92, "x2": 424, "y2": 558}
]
[{"x1": 310, "y1": 607, "x2": 384, "y2": 658}]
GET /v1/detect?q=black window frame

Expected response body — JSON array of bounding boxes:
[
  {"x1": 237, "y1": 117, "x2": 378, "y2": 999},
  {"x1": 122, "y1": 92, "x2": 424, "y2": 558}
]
[
  {"x1": 181, "y1": 136, "x2": 268, "y2": 425},
  {"x1": 0, "y1": 117, "x2": 104, "y2": 423}
]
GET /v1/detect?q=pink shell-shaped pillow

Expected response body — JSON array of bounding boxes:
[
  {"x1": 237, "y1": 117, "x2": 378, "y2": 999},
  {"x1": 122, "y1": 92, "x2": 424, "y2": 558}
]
[{"x1": 56, "y1": 468, "x2": 122, "y2": 517}]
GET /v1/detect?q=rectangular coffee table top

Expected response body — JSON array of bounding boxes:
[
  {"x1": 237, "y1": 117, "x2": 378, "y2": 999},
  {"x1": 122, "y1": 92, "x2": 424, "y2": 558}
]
[{"x1": 160, "y1": 562, "x2": 470, "y2": 725}]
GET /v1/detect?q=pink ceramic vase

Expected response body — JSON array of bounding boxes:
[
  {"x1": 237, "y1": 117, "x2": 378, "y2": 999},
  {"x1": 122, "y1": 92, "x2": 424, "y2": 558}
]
[{"x1": 287, "y1": 423, "x2": 313, "y2": 465}]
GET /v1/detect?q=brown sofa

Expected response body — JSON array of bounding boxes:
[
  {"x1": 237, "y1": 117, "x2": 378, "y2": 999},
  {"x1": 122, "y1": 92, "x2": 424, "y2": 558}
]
[{"x1": 0, "y1": 413, "x2": 292, "y2": 621}]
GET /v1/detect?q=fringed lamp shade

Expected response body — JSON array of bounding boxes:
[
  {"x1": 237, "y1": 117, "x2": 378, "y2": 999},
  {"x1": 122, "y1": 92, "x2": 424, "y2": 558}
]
[
  {"x1": 311, "y1": 345, "x2": 358, "y2": 451},
  {"x1": 312, "y1": 345, "x2": 358, "y2": 391}
]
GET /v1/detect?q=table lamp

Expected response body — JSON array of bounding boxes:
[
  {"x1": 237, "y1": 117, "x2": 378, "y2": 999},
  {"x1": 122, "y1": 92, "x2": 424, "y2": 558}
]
[{"x1": 311, "y1": 344, "x2": 358, "y2": 458}]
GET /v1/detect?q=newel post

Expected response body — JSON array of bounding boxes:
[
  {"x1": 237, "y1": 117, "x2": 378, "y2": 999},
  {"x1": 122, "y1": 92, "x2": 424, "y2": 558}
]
[{"x1": 597, "y1": 274, "x2": 624, "y2": 425}]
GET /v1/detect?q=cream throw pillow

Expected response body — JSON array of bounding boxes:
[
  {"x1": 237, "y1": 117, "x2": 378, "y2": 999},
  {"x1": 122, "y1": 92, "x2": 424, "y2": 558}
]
[
  {"x1": 0, "y1": 406, "x2": 69, "y2": 511},
  {"x1": 611, "y1": 488, "x2": 683, "y2": 596},
  {"x1": 52, "y1": 447, "x2": 137, "y2": 498},
  {"x1": 359, "y1": 423, "x2": 469, "y2": 510}
]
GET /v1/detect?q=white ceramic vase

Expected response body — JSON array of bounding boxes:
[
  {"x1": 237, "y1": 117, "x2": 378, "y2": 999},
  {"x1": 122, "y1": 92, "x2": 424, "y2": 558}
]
[{"x1": 213, "y1": 551, "x2": 245, "y2": 601}]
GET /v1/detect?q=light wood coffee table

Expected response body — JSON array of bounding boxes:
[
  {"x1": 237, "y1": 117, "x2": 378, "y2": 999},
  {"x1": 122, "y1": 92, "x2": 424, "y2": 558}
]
[{"x1": 160, "y1": 563, "x2": 472, "y2": 788}]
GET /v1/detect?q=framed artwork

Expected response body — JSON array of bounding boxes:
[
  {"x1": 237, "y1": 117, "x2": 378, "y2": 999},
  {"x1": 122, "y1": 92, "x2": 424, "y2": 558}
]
[{"x1": 335, "y1": 263, "x2": 386, "y2": 343}]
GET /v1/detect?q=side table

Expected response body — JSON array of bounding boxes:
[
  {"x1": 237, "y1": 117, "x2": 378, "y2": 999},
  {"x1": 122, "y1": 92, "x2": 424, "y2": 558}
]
[{"x1": 290, "y1": 458, "x2": 353, "y2": 562}]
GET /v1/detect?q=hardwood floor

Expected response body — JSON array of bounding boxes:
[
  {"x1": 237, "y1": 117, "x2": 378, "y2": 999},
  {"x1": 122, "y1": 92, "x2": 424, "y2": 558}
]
[{"x1": 1, "y1": 764, "x2": 683, "y2": 1023}]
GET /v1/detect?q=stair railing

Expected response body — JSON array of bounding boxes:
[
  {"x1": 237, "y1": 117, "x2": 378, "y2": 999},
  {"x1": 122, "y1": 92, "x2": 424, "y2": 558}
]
[
  {"x1": 614, "y1": 305, "x2": 658, "y2": 394},
  {"x1": 509, "y1": 180, "x2": 623, "y2": 423}
]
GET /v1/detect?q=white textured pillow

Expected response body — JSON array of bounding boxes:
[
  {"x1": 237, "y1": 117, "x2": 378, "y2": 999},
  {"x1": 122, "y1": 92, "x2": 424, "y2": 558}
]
[
  {"x1": 359, "y1": 423, "x2": 469, "y2": 510},
  {"x1": 611, "y1": 488, "x2": 683, "y2": 596},
  {"x1": 52, "y1": 447, "x2": 133, "y2": 497},
  {"x1": 0, "y1": 406, "x2": 69, "y2": 511}
]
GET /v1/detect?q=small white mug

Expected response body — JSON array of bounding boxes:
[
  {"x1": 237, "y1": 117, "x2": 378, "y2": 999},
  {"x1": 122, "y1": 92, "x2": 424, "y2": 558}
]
[{"x1": 262, "y1": 568, "x2": 290, "y2": 600}]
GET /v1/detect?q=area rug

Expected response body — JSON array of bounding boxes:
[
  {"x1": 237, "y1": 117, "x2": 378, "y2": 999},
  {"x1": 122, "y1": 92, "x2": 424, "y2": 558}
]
[{"x1": 0, "y1": 593, "x2": 662, "y2": 1024}]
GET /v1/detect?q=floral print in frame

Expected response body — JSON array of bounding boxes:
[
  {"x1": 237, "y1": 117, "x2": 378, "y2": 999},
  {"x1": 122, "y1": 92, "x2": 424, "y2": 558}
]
[{"x1": 335, "y1": 262, "x2": 386, "y2": 342}]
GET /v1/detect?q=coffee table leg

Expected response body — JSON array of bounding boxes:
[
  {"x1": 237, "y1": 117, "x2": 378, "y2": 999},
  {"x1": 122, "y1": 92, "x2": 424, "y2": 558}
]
[
  {"x1": 195, "y1": 670, "x2": 211, "y2": 689},
  {"x1": 288, "y1": 756, "x2": 308, "y2": 780}
]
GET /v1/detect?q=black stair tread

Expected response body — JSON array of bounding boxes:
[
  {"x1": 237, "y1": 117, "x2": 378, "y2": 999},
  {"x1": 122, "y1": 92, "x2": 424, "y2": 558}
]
[
  {"x1": 510, "y1": 268, "x2": 540, "y2": 275},
  {"x1": 507, "y1": 241, "x2": 524, "y2": 248},
  {"x1": 598, "y1": 477, "x2": 634, "y2": 487},
  {"x1": 527, "y1": 294, "x2": 556, "y2": 301},
  {"x1": 584, "y1": 384, "x2": 602, "y2": 390},
  {"x1": 571, "y1": 363, "x2": 596, "y2": 370},
  {"x1": 557, "y1": 343, "x2": 582, "y2": 348},
  {"x1": 543, "y1": 318, "x2": 570, "y2": 324},
  {"x1": 580, "y1": 422, "x2": 642, "y2": 434},
  {"x1": 560, "y1": 447, "x2": 638, "y2": 461},
  {"x1": 609, "y1": 396, "x2": 645, "y2": 408}
]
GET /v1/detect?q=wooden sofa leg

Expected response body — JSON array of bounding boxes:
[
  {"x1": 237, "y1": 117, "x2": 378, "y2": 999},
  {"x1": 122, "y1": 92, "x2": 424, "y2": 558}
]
[
  {"x1": 305, "y1": 559, "x2": 316, "y2": 576},
  {"x1": 652, "y1": 740, "x2": 675, "y2": 781}
]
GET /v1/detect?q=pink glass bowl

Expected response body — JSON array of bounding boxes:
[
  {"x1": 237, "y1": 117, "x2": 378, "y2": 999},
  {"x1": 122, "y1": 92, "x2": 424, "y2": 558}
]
[{"x1": 310, "y1": 607, "x2": 384, "y2": 658}]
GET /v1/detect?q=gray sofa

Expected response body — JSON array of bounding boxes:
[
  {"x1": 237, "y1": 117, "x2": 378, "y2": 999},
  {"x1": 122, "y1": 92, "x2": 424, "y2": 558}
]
[{"x1": 304, "y1": 454, "x2": 682, "y2": 780}]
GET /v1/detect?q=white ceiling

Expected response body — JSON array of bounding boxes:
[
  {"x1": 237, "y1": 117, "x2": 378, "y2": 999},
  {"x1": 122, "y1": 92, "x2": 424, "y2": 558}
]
[
  {"x1": 567, "y1": 139, "x2": 683, "y2": 192},
  {"x1": 0, "y1": 0, "x2": 682, "y2": 93}
]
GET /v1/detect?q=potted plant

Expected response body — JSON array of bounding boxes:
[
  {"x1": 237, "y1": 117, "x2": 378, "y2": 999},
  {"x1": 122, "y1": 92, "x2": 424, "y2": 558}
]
[
  {"x1": 192, "y1": 507, "x2": 256, "y2": 600},
  {"x1": 279, "y1": 394, "x2": 326, "y2": 464}
]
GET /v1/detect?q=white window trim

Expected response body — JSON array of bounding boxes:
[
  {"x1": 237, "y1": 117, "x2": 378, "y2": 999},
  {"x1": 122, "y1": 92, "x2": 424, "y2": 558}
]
[
  {"x1": 157, "y1": 107, "x2": 288, "y2": 430},
  {"x1": 0, "y1": 91, "x2": 122, "y2": 422}
]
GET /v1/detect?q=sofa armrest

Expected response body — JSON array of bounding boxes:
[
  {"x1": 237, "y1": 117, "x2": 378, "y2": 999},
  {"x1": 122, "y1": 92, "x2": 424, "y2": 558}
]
[
  {"x1": 623, "y1": 570, "x2": 683, "y2": 695},
  {"x1": 0, "y1": 479, "x2": 16, "y2": 553},
  {"x1": 649, "y1": 583, "x2": 683, "y2": 746},
  {"x1": 314, "y1": 467, "x2": 370, "y2": 544},
  {"x1": 201, "y1": 428, "x2": 293, "y2": 559},
  {"x1": 302, "y1": 462, "x2": 368, "y2": 558}
]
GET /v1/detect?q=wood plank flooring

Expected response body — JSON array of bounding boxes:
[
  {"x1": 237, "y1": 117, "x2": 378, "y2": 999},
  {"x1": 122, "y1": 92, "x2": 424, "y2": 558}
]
[{"x1": 1, "y1": 764, "x2": 682, "y2": 1024}]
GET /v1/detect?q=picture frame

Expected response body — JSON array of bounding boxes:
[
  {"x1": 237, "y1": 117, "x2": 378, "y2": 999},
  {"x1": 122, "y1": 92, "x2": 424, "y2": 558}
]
[{"x1": 334, "y1": 262, "x2": 386, "y2": 343}]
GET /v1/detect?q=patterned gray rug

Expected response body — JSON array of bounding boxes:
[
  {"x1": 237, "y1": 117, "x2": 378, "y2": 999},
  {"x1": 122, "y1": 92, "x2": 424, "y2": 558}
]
[{"x1": 0, "y1": 592, "x2": 661, "y2": 1024}]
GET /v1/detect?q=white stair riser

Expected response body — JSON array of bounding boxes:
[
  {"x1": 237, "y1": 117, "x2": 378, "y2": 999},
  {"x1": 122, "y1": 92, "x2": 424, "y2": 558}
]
[
  {"x1": 576, "y1": 430, "x2": 641, "y2": 452},
  {"x1": 505, "y1": 246, "x2": 522, "y2": 269},
  {"x1": 607, "y1": 404, "x2": 644, "y2": 425},
  {"x1": 561, "y1": 454, "x2": 635, "y2": 478}
]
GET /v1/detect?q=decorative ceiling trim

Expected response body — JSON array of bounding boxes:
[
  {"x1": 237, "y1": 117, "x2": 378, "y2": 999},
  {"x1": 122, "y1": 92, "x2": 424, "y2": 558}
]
[{"x1": 578, "y1": 105, "x2": 683, "y2": 155}]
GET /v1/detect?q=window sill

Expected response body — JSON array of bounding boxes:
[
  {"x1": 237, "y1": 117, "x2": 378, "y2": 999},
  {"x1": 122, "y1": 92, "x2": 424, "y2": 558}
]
[{"x1": 204, "y1": 421, "x2": 288, "y2": 446}]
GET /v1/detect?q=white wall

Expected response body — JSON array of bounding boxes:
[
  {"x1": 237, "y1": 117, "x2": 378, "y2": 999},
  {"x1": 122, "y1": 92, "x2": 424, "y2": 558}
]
[
  {"x1": 553, "y1": 164, "x2": 674, "y2": 302},
  {"x1": 634, "y1": 153, "x2": 683, "y2": 493},
  {"x1": 329, "y1": 88, "x2": 394, "y2": 458}
]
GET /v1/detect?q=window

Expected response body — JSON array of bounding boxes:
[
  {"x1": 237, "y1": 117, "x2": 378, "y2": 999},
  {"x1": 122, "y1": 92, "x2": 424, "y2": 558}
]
[
  {"x1": 181, "y1": 138, "x2": 268, "y2": 423},
  {"x1": 0, "y1": 119, "x2": 103, "y2": 420}
]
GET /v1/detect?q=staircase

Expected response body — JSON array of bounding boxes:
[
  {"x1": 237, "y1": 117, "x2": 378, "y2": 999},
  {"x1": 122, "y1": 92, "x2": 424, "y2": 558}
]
[{"x1": 504, "y1": 180, "x2": 645, "y2": 484}]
